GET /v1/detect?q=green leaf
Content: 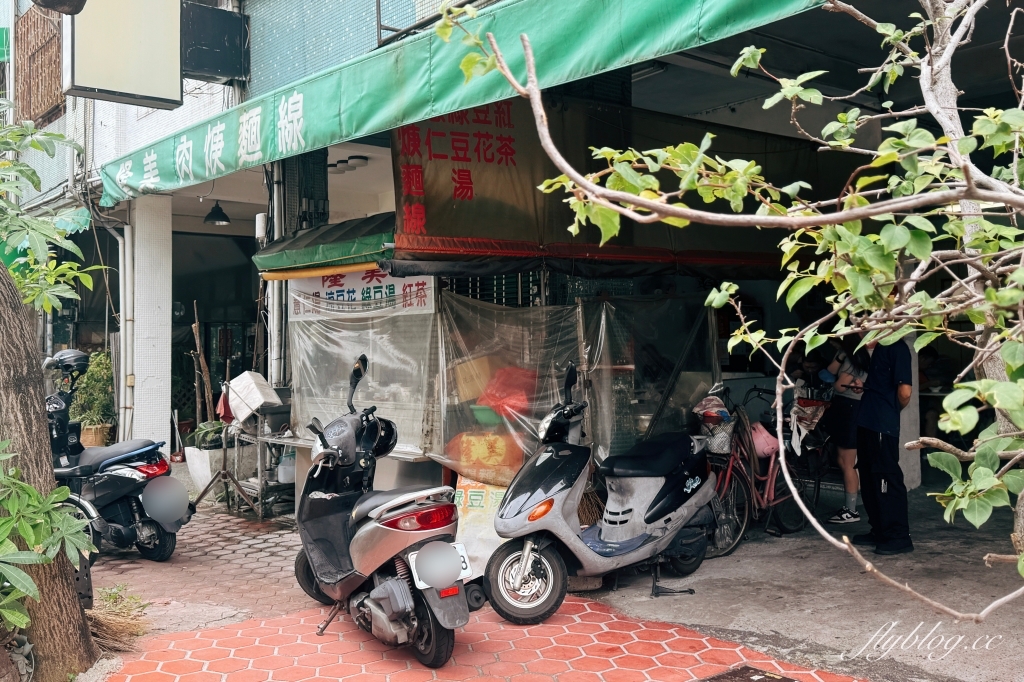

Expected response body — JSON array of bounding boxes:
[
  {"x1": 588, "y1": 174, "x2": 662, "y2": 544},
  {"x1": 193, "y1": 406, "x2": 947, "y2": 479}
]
[
  {"x1": 962, "y1": 496, "x2": 993, "y2": 528},
  {"x1": 979, "y1": 485, "x2": 1011, "y2": 509},
  {"x1": 0, "y1": 563, "x2": 39, "y2": 600},
  {"x1": 876, "y1": 22, "x2": 896, "y2": 36},
  {"x1": 435, "y1": 18, "x2": 453, "y2": 42},
  {"x1": 906, "y1": 230, "x2": 933, "y2": 261},
  {"x1": 1003, "y1": 470, "x2": 1024, "y2": 495},
  {"x1": 992, "y1": 381, "x2": 1024, "y2": 410},
  {"x1": 957, "y1": 136, "x2": 978, "y2": 155},
  {"x1": 730, "y1": 46, "x2": 765, "y2": 77},
  {"x1": 943, "y1": 389, "x2": 976, "y2": 412},
  {"x1": 590, "y1": 206, "x2": 621, "y2": 246},
  {"x1": 871, "y1": 151, "x2": 900, "y2": 167},
  {"x1": 914, "y1": 332, "x2": 941, "y2": 352},
  {"x1": 459, "y1": 52, "x2": 484, "y2": 84},
  {"x1": 974, "y1": 449, "x2": 1001, "y2": 476},
  {"x1": 1002, "y1": 341, "x2": 1024, "y2": 371},
  {"x1": 903, "y1": 215, "x2": 936, "y2": 233},
  {"x1": 879, "y1": 223, "x2": 911, "y2": 252},
  {"x1": 785, "y1": 277, "x2": 816, "y2": 310},
  {"x1": 928, "y1": 451, "x2": 964, "y2": 482}
]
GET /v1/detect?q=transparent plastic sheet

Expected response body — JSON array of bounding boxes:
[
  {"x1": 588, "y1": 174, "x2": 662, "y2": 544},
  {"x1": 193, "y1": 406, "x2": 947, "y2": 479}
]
[
  {"x1": 581, "y1": 295, "x2": 716, "y2": 461},
  {"x1": 437, "y1": 294, "x2": 583, "y2": 486},
  {"x1": 434, "y1": 293, "x2": 716, "y2": 485},
  {"x1": 288, "y1": 290, "x2": 436, "y2": 453}
]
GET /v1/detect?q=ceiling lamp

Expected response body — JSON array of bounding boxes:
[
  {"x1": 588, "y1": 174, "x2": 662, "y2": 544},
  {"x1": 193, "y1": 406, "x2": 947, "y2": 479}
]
[
  {"x1": 347, "y1": 156, "x2": 369, "y2": 168},
  {"x1": 328, "y1": 162, "x2": 346, "y2": 174},
  {"x1": 203, "y1": 201, "x2": 231, "y2": 226}
]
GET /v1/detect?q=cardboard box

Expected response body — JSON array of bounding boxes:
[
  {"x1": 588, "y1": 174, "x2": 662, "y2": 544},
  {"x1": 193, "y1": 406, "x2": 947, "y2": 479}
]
[
  {"x1": 450, "y1": 355, "x2": 507, "y2": 402},
  {"x1": 228, "y1": 371, "x2": 282, "y2": 424}
]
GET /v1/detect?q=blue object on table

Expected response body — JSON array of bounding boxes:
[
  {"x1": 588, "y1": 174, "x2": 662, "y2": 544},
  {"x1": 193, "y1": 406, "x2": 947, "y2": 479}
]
[{"x1": 819, "y1": 369, "x2": 837, "y2": 383}]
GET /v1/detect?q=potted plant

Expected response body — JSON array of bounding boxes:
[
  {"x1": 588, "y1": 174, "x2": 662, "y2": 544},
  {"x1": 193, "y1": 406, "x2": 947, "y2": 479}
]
[{"x1": 69, "y1": 351, "x2": 116, "y2": 447}]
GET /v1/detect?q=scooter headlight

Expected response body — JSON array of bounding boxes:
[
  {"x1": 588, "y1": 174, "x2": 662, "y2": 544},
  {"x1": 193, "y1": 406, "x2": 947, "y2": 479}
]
[{"x1": 537, "y1": 412, "x2": 556, "y2": 441}]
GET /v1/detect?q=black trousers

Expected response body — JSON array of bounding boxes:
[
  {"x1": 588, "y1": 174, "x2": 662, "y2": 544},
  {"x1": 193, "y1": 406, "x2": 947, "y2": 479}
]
[{"x1": 856, "y1": 427, "x2": 911, "y2": 546}]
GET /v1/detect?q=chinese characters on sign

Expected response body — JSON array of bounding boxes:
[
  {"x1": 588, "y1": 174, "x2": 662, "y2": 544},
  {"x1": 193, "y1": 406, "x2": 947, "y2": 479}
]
[
  {"x1": 394, "y1": 98, "x2": 531, "y2": 237},
  {"x1": 205, "y1": 122, "x2": 227, "y2": 177},
  {"x1": 175, "y1": 135, "x2": 193, "y2": 183},
  {"x1": 238, "y1": 107, "x2": 263, "y2": 165},
  {"x1": 289, "y1": 270, "x2": 436, "y2": 319},
  {"x1": 277, "y1": 91, "x2": 306, "y2": 154}
]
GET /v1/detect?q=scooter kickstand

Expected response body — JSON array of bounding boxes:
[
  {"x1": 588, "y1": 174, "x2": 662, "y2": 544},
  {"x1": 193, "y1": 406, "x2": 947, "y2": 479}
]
[
  {"x1": 317, "y1": 602, "x2": 342, "y2": 636},
  {"x1": 650, "y1": 561, "x2": 695, "y2": 598}
]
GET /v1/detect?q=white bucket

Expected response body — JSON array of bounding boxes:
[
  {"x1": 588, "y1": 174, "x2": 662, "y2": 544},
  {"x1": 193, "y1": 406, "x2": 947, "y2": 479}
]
[{"x1": 277, "y1": 454, "x2": 296, "y2": 484}]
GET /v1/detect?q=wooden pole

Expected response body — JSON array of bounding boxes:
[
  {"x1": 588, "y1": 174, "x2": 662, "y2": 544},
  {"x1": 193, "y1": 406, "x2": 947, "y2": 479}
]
[
  {"x1": 192, "y1": 301, "x2": 215, "y2": 424},
  {"x1": 191, "y1": 351, "x2": 204, "y2": 423}
]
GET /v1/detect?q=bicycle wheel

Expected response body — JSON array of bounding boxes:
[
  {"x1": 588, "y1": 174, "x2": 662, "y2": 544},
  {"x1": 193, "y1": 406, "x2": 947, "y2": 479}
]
[
  {"x1": 772, "y1": 464, "x2": 813, "y2": 534},
  {"x1": 706, "y1": 459, "x2": 752, "y2": 558}
]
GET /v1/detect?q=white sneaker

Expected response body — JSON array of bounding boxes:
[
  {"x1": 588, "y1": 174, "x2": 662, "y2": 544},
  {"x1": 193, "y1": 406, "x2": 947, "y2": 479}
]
[{"x1": 828, "y1": 507, "x2": 861, "y2": 524}]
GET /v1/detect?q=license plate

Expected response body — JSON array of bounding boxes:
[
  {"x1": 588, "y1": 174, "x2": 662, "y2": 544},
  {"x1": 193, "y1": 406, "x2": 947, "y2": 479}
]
[{"x1": 407, "y1": 542, "x2": 472, "y2": 590}]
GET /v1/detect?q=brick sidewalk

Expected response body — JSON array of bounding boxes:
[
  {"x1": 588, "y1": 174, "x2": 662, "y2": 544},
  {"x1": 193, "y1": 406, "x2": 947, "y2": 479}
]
[
  {"x1": 92, "y1": 509, "x2": 308, "y2": 617},
  {"x1": 96, "y1": 510, "x2": 865, "y2": 681},
  {"x1": 110, "y1": 598, "x2": 863, "y2": 682}
]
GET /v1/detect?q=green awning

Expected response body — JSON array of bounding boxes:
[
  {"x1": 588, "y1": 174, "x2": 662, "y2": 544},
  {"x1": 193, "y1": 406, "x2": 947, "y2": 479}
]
[
  {"x1": 99, "y1": 0, "x2": 821, "y2": 207},
  {"x1": 253, "y1": 212, "x2": 395, "y2": 271}
]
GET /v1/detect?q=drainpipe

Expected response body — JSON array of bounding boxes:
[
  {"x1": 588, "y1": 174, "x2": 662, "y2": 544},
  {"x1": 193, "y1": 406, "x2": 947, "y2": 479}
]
[
  {"x1": 123, "y1": 221, "x2": 135, "y2": 439},
  {"x1": 269, "y1": 160, "x2": 285, "y2": 385},
  {"x1": 45, "y1": 313, "x2": 53, "y2": 356},
  {"x1": 105, "y1": 227, "x2": 129, "y2": 441}
]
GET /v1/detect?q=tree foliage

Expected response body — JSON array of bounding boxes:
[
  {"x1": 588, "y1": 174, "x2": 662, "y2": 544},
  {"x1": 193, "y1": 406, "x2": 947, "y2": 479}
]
[{"x1": 0, "y1": 101, "x2": 98, "y2": 313}]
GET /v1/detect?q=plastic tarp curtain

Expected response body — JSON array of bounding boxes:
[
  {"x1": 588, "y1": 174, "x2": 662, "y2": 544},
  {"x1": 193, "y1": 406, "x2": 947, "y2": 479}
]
[
  {"x1": 288, "y1": 292, "x2": 435, "y2": 452},
  {"x1": 436, "y1": 293, "x2": 715, "y2": 486}
]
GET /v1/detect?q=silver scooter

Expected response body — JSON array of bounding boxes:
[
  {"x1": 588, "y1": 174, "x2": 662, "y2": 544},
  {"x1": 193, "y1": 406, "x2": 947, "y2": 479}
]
[
  {"x1": 484, "y1": 362, "x2": 717, "y2": 624},
  {"x1": 294, "y1": 355, "x2": 475, "y2": 668}
]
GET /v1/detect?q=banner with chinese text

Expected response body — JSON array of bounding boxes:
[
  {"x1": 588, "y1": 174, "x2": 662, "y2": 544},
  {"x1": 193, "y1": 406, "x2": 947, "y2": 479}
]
[
  {"x1": 288, "y1": 267, "x2": 435, "y2": 320},
  {"x1": 391, "y1": 97, "x2": 552, "y2": 244}
]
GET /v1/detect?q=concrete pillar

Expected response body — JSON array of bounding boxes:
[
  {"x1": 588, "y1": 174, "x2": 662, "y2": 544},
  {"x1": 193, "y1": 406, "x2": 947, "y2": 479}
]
[
  {"x1": 129, "y1": 195, "x2": 173, "y2": 445},
  {"x1": 900, "y1": 336, "x2": 922, "y2": 490}
]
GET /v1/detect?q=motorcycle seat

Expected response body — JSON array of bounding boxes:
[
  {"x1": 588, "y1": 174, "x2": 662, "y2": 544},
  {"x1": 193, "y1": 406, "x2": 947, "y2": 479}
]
[
  {"x1": 598, "y1": 432, "x2": 695, "y2": 478},
  {"x1": 77, "y1": 439, "x2": 160, "y2": 470},
  {"x1": 350, "y1": 486, "x2": 435, "y2": 525}
]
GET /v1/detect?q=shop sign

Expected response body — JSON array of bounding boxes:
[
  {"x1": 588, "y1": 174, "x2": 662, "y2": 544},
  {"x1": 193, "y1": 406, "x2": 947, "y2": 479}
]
[
  {"x1": 391, "y1": 97, "x2": 550, "y2": 242},
  {"x1": 289, "y1": 267, "x2": 435, "y2": 319}
]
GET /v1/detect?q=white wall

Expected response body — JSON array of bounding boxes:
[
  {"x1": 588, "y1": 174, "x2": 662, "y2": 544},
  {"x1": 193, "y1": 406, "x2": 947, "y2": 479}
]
[{"x1": 130, "y1": 195, "x2": 173, "y2": 445}]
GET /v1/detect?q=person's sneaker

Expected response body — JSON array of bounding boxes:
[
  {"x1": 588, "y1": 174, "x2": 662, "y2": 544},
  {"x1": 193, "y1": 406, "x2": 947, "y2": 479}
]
[
  {"x1": 827, "y1": 507, "x2": 861, "y2": 524},
  {"x1": 850, "y1": 533, "x2": 877, "y2": 547}
]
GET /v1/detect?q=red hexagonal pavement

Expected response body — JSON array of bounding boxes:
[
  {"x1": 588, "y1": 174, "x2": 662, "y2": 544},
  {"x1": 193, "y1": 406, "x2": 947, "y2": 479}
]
[{"x1": 107, "y1": 597, "x2": 864, "y2": 682}]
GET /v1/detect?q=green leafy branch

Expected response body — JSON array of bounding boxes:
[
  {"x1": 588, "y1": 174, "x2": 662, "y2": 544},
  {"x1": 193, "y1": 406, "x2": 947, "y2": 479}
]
[{"x1": 0, "y1": 442, "x2": 95, "y2": 631}]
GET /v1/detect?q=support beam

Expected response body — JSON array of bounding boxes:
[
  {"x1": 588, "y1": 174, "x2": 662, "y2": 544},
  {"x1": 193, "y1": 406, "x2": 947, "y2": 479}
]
[{"x1": 129, "y1": 195, "x2": 173, "y2": 444}]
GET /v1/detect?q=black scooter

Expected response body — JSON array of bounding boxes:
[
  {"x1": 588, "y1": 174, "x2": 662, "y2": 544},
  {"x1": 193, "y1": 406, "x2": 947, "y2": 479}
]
[{"x1": 44, "y1": 349, "x2": 192, "y2": 562}]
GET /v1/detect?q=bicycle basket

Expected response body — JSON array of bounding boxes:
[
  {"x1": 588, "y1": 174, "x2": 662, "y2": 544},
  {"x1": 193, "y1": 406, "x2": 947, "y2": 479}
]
[{"x1": 700, "y1": 418, "x2": 735, "y2": 454}]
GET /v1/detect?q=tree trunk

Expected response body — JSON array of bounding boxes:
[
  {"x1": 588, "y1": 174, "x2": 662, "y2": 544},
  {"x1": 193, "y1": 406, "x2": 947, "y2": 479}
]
[{"x1": 0, "y1": 270, "x2": 99, "y2": 682}]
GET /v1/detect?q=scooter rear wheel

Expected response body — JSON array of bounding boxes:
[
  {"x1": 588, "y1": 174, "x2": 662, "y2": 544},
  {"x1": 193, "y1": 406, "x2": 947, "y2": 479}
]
[
  {"x1": 294, "y1": 550, "x2": 334, "y2": 606},
  {"x1": 412, "y1": 594, "x2": 455, "y2": 668},
  {"x1": 483, "y1": 541, "x2": 567, "y2": 625},
  {"x1": 136, "y1": 524, "x2": 176, "y2": 562}
]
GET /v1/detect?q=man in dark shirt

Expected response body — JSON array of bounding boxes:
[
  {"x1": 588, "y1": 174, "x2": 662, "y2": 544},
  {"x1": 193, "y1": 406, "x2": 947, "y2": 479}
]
[{"x1": 853, "y1": 338, "x2": 914, "y2": 554}]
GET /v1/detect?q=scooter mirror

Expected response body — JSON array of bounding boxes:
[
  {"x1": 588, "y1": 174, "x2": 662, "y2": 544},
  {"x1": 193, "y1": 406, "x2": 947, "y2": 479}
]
[
  {"x1": 564, "y1": 362, "x2": 577, "y2": 404},
  {"x1": 348, "y1": 354, "x2": 369, "y2": 414}
]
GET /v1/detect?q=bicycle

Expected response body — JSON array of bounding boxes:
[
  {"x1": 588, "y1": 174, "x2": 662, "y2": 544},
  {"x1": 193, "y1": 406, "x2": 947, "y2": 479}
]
[{"x1": 706, "y1": 386, "x2": 829, "y2": 558}]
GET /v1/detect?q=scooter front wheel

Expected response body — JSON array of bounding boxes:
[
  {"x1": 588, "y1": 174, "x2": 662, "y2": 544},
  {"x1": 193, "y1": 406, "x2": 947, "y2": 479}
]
[
  {"x1": 483, "y1": 540, "x2": 567, "y2": 625},
  {"x1": 294, "y1": 550, "x2": 334, "y2": 606}
]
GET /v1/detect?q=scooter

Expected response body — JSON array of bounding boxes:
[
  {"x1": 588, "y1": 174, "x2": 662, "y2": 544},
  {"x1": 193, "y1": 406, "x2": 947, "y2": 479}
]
[
  {"x1": 484, "y1": 362, "x2": 718, "y2": 624},
  {"x1": 293, "y1": 355, "x2": 474, "y2": 669},
  {"x1": 44, "y1": 349, "x2": 192, "y2": 562}
]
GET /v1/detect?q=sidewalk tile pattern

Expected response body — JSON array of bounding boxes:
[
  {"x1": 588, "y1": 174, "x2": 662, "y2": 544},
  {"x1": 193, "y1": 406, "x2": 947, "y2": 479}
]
[{"x1": 107, "y1": 597, "x2": 865, "y2": 682}]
